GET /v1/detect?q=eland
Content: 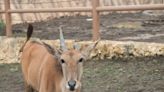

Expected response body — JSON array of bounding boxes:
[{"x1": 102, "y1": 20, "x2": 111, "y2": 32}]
[{"x1": 20, "y1": 24, "x2": 99, "y2": 92}]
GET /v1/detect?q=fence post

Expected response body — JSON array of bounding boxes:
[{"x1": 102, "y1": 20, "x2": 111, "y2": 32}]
[
  {"x1": 92, "y1": 0, "x2": 100, "y2": 41},
  {"x1": 4, "y1": 0, "x2": 12, "y2": 37}
]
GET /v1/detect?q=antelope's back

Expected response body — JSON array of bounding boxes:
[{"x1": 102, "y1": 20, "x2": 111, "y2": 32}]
[{"x1": 20, "y1": 41, "x2": 55, "y2": 89}]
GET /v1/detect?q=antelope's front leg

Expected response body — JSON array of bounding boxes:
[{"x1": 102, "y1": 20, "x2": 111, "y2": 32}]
[{"x1": 76, "y1": 87, "x2": 81, "y2": 92}]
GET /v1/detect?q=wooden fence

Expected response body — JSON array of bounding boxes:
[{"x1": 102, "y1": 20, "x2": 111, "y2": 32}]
[
  {"x1": 1, "y1": 0, "x2": 164, "y2": 24},
  {"x1": 0, "y1": 0, "x2": 164, "y2": 40}
]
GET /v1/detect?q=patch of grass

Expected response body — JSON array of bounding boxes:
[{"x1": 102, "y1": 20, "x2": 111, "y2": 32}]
[
  {"x1": 0, "y1": 20, "x2": 5, "y2": 35},
  {"x1": 112, "y1": 21, "x2": 142, "y2": 29}
]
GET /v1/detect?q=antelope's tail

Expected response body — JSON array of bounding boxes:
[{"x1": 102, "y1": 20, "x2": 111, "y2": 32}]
[{"x1": 19, "y1": 24, "x2": 33, "y2": 52}]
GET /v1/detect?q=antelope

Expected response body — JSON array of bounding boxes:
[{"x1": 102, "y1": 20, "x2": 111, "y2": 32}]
[{"x1": 20, "y1": 24, "x2": 99, "y2": 92}]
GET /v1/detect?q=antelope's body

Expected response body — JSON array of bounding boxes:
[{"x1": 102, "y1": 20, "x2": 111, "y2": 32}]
[
  {"x1": 21, "y1": 41, "x2": 63, "y2": 92},
  {"x1": 20, "y1": 24, "x2": 98, "y2": 92}
]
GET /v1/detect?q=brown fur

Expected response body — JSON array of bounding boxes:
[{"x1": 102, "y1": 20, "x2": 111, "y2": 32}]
[
  {"x1": 21, "y1": 41, "x2": 84, "y2": 92},
  {"x1": 20, "y1": 24, "x2": 98, "y2": 92},
  {"x1": 20, "y1": 25, "x2": 82, "y2": 92},
  {"x1": 21, "y1": 41, "x2": 63, "y2": 92}
]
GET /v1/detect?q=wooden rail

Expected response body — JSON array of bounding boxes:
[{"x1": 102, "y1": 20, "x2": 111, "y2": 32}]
[
  {"x1": 8, "y1": 7, "x2": 92, "y2": 13},
  {"x1": 92, "y1": 0, "x2": 100, "y2": 40},
  {"x1": 1, "y1": 0, "x2": 164, "y2": 40},
  {"x1": 0, "y1": 11, "x2": 5, "y2": 13},
  {"x1": 97, "y1": 4, "x2": 164, "y2": 11},
  {"x1": 4, "y1": 0, "x2": 12, "y2": 37}
]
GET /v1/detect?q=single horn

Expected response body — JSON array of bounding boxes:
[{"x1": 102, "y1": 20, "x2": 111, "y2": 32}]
[{"x1": 59, "y1": 26, "x2": 67, "y2": 51}]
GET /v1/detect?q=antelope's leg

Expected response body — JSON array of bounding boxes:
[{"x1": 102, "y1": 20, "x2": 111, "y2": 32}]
[
  {"x1": 24, "y1": 82, "x2": 35, "y2": 92},
  {"x1": 76, "y1": 87, "x2": 81, "y2": 92}
]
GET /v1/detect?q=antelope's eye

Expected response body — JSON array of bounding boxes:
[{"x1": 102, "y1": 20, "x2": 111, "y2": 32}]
[
  {"x1": 79, "y1": 58, "x2": 84, "y2": 63},
  {"x1": 60, "y1": 59, "x2": 65, "y2": 64}
]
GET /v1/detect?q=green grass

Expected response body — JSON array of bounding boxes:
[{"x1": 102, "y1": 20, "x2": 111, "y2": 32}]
[{"x1": 0, "y1": 20, "x2": 5, "y2": 35}]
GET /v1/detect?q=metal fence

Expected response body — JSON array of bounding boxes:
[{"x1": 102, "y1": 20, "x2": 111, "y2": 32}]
[{"x1": 0, "y1": 0, "x2": 164, "y2": 40}]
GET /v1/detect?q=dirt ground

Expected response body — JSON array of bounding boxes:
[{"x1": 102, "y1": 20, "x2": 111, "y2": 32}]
[
  {"x1": 0, "y1": 56, "x2": 164, "y2": 92},
  {"x1": 0, "y1": 13, "x2": 164, "y2": 92},
  {"x1": 11, "y1": 12, "x2": 164, "y2": 43}
]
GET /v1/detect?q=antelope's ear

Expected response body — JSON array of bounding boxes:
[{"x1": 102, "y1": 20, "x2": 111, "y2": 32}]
[
  {"x1": 42, "y1": 42, "x2": 62, "y2": 59},
  {"x1": 80, "y1": 39, "x2": 100, "y2": 60},
  {"x1": 54, "y1": 48, "x2": 62, "y2": 60}
]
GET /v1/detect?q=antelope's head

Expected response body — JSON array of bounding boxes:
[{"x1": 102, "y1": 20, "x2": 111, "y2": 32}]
[{"x1": 54, "y1": 27, "x2": 99, "y2": 91}]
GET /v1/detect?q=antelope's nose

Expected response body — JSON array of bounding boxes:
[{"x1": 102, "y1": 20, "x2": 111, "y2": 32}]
[{"x1": 68, "y1": 80, "x2": 76, "y2": 91}]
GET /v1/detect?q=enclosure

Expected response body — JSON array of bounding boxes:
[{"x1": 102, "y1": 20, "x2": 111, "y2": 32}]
[{"x1": 0, "y1": 0, "x2": 164, "y2": 92}]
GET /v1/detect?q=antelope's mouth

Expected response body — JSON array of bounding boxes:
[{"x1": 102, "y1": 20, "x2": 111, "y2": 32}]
[{"x1": 69, "y1": 87, "x2": 75, "y2": 91}]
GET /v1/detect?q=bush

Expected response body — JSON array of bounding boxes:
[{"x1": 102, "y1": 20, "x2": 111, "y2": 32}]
[{"x1": 0, "y1": 20, "x2": 5, "y2": 35}]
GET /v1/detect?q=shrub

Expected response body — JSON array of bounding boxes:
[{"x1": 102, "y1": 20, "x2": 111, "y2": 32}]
[{"x1": 0, "y1": 20, "x2": 5, "y2": 35}]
